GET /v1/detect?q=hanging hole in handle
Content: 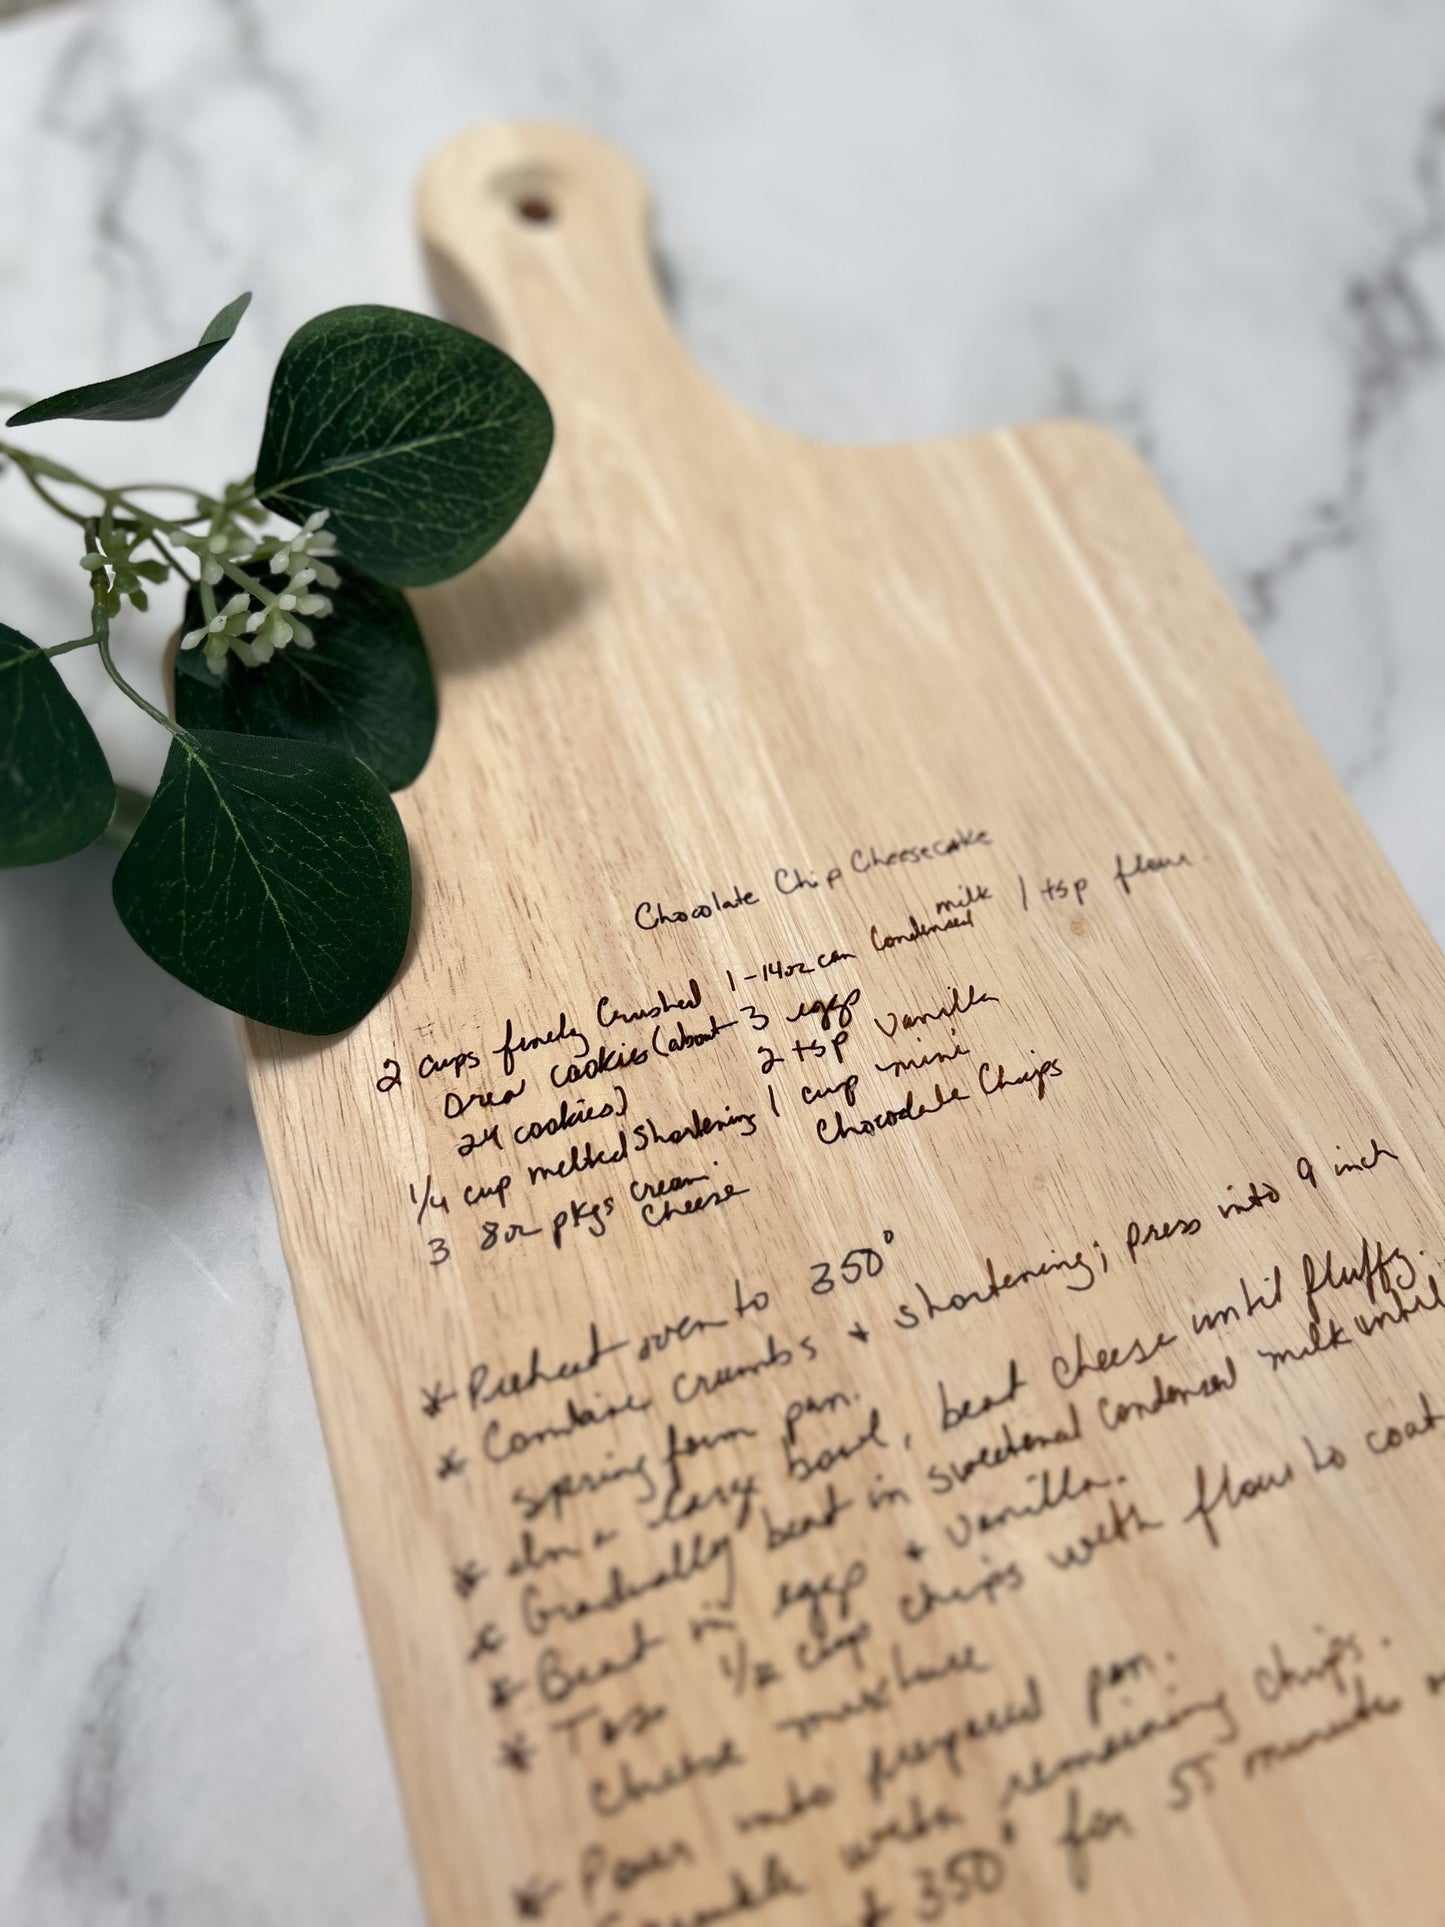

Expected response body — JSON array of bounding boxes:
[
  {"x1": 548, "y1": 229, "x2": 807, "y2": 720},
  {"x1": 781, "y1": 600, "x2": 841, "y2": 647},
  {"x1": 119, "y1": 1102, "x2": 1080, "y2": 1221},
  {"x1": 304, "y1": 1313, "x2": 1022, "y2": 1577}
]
[{"x1": 491, "y1": 163, "x2": 562, "y2": 229}]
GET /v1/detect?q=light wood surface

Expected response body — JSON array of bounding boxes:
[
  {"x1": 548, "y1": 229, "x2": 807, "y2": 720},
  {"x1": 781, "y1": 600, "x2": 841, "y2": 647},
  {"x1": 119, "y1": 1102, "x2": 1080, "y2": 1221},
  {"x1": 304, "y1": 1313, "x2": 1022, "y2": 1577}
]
[{"x1": 241, "y1": 122, "x2": 1445, "y2": 1926}]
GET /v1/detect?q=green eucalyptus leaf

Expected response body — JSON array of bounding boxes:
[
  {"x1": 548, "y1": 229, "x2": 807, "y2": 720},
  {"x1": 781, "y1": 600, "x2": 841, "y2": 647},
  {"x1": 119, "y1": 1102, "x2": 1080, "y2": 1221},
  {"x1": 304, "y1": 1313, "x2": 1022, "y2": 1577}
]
[
  {"x1": 173, "y1": 563, "x2": 436, "y2": 791},
  {"x1": 254, "y1": 304, "x2": 552, "y2": 587},
  {"x1": 0, "y1": 621, "x2": 115, "y2": 866},
  {"x1": 197, "y1": 293, "x2": 253, "y2": 346},
  {"x1": 6, "y1": 293, "x2": 252, "y2": 427},
  {"x1": 113, "y1": 729, "x2": 410, "y2": 1034}
]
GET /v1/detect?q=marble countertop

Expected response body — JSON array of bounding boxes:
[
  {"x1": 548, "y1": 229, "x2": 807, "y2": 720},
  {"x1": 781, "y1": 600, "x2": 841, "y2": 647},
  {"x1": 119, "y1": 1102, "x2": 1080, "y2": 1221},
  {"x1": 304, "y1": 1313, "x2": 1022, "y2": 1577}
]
[{"x1": 3, "y1": 2, "x2": 1444, "y2": 1920}]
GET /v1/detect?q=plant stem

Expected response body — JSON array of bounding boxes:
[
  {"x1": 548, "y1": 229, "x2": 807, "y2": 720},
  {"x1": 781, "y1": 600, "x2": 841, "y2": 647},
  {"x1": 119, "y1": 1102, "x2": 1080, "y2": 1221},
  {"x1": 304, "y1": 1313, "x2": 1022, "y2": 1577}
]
[
  {"x1": 98, "y1": 783, "x2": 151, "y2": 853},
  {"x1": 111, "y1": 490, "x2": 208, "y2": 529},
  {"x1": 0, "y1": 436, "x2": 284, "y2": 654},
  {"x1": 95, "y1": 607, "x2": 185, "y2": 741},
  {"x1": 145, "y1": 528, "x2": 197, "y2": 584},
  {"x1": 6, "y1": 458, "x2": 93, "y2": 527},
  {"x1": 116, "y1": 482, "x2": 217, "y2": 499},
  {"x1": 42, "y1": 631, "x2": 103, "y2": 659},
  {"x1": 216, "y1": 555, "x2": 276, "y2": 607},
  {"x1": 0, "y1": 439, "x2": 80, "y2": 482},
  {"x1": 0, "y1": 438, "x2": 249, "y2": 547}
]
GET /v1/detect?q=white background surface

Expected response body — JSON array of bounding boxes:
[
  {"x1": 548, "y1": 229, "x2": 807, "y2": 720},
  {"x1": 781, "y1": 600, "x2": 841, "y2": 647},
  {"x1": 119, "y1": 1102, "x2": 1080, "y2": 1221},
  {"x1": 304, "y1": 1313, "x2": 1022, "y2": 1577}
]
[{"x1": 3, "y1": 2, "x2": 1444, "y2": 1920}]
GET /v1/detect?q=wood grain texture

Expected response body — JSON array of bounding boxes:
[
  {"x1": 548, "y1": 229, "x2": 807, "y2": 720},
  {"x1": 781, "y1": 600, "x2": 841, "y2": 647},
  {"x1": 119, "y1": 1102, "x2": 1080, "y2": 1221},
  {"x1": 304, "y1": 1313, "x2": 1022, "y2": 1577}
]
[{"x1": 242, "y1": 123, "x2": 1445, "y2": 1927}]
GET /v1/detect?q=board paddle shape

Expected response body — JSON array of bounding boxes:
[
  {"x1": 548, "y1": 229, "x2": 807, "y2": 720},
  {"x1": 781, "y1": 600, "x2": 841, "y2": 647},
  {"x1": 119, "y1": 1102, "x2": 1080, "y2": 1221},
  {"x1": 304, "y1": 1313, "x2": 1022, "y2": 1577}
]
[{"x1": 240, "y1": 123, "x2": 1445, "y2": 1926}]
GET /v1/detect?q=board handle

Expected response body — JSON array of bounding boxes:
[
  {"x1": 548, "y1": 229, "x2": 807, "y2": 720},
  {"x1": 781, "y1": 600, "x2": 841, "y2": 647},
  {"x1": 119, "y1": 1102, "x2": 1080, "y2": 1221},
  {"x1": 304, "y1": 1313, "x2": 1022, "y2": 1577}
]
[{"x1": 416, "y1": 122, "x2": 710, "y2": 418}]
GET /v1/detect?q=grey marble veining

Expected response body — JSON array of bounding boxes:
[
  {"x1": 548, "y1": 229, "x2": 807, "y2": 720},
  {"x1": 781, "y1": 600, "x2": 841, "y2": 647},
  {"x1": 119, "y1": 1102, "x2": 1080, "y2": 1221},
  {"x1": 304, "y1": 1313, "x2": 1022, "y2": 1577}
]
[{"x1": 3, "y1": 2, "x2": 1444, "y2": 1920}]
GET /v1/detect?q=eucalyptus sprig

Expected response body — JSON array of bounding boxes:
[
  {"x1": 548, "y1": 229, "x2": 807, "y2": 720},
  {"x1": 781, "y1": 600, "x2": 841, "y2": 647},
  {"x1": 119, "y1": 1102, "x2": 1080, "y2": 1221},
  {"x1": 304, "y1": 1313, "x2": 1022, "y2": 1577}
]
[{"x1": 0, "y1": 296, "x2": 552, "y2": 1033}]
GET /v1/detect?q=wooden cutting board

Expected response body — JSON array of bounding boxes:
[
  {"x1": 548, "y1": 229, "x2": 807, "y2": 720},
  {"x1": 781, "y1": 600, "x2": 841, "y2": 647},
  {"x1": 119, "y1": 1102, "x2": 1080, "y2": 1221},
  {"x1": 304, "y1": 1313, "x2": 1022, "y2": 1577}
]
[{"x1": 242, "y1": 122, "x2": 1445, "y2": 1927}]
